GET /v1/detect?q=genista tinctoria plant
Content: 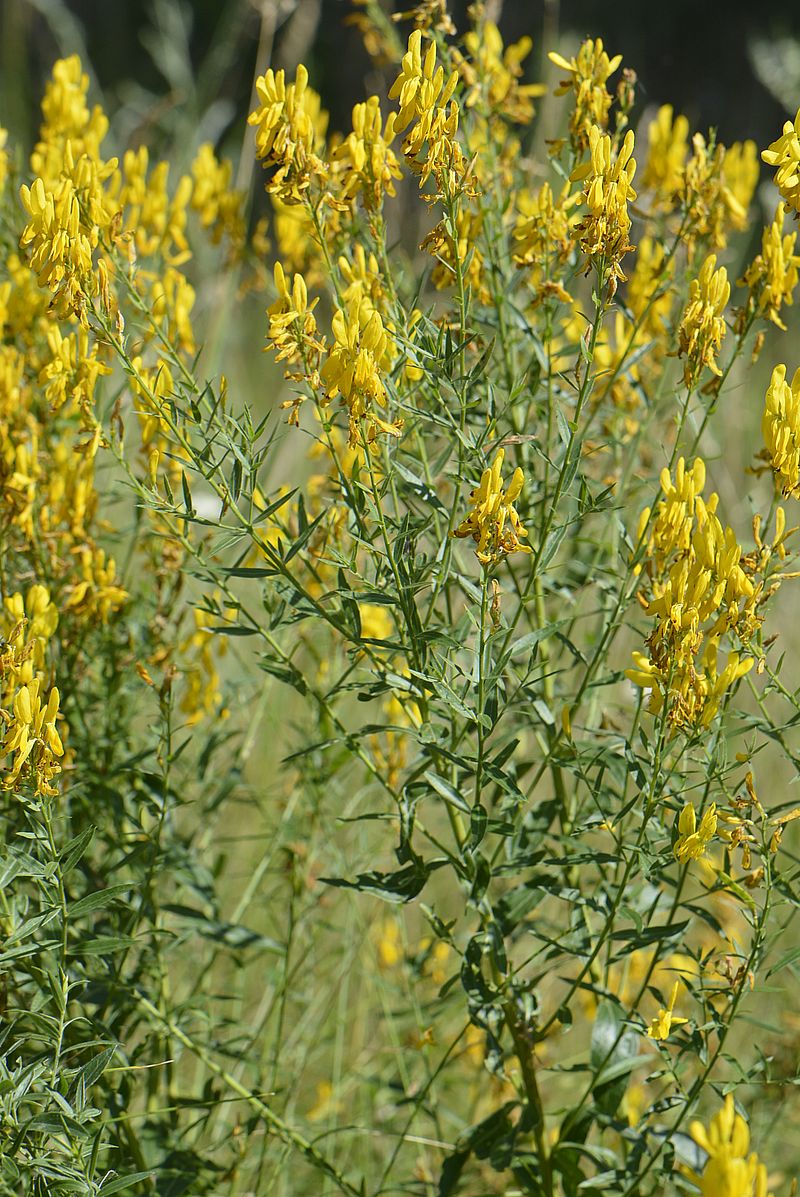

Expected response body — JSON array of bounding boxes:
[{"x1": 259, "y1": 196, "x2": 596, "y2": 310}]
[{"x1": 2, "y1": 3, "x2": 800, "y2": 1193}]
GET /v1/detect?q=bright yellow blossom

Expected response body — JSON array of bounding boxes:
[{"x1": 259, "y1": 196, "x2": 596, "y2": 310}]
[
  {"x1": 190, "y1": 142, "x2": 245, "y2": 247},
  {"x1": 1, "y1": 678, "x2": 64, "y2": 796},
  {"x1": 674, "y1": 802, "x2": 717, "y2": 862},
  {"x1": 249, "y1": 64, "x2": 329, "y2": 203},
  {"x1": 762, "y1": 363, "x2": 800, "y2": 498},
  {"x1": 688, "y1": 1095, "x2": 773, "y2": 1197},
  {"x1": 453, "y1": 448, "x2": 531, "y2": 567},
  {"x1": 678, "y1": 254, "x2": 729, "y2": 384},
  {"x1": 743, "y1": 206, "x2": 800, "y2": 330},
  {"x1": 647, "y1": 980, "x2": 688, "y2": 1040},
  {"x1": 548, "y1": 39, "x2": 622, "y2": 147},
  {"x1": 321, "y1": 299, "x2": 401, "y2": 446},
  {"x1": 390, "y1": 30, "x2": 476, "y2": 199},
  {"x1": 641, "y1": 104, "x2": 689, "y2": 205},
  {"x1": 458, "y1": 22, "x2": 545, "y2": 124},
  {"x1": 332, "y1": 96, "x2": 402, "y2": 211},
  {"x1": 762, "y1": 107, "x2": 800, "y2": 216},
  {"x1": 571, "y1": 125, "x2": 637, "y2": 292}
]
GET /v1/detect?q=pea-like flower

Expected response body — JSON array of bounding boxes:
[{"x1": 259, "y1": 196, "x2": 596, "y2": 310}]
[
  {"x1": 742, "y1": 206, "x2": 800, "y2": 330},
  {"x1": 248, "y1": 64, "x2": 329, "y2": 203},
  {"x1": 570, "y1": 125, "x2": 637, "y2": 292},
  {"x1": 677, "y1": 253, "x2": 729, "y2": 385},
  {"x1": 332, "y1": 96, "x2": 402, "y2": 212},
  {"x1": 762, "y1": 362, "x2": 800, "y2": 498},
  {"x1": 673, "y1": 802, "x2": 717, "y2": 862},
  {"x1": 688, "y1": 1095, "x2": 773, "y2": 1197},
  {"x1": 453, "y1": 448, "x2": 531, "y2": 567},
  {"x1": 548, "y1": 39, "x2": 622, "y2": 148},
  {"x1": 646, "y1": 980, "x2": 688, "y2": 1041},
  {"x1": 762, "y1": 107, "x2": 800, "y2": 216},
  {"x1": 321, "y1": 299, "x2": 401, "y2": 446},
  {"x1": 1, "y1": 678, "x2": 63, "y2": 796}
]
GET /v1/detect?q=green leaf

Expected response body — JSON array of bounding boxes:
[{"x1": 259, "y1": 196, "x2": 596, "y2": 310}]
[
  {"x1": 321, "y1": 861, "x2": 445, "y2": 903},
  {"x1": 98, "y1": 1172, "x2": 156, "y2": 1194},
  {"x1": 69, "y1": 884, "x2": 131, "y2": 918}
]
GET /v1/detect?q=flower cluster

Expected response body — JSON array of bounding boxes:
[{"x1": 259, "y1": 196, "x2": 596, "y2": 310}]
[
  {"x1": 688, "y1": 1096, "x2": 773, "y2": 1197},
  {"x1": 673, "y1": 801, "x2": 717, "y2": 863},
  {"x1": 571, "y1": 126, "x2": 637, "y2": 292},
  {"x1": 453, "y1": 448, "x2": 531, "y2": 567},
  {"x1": 761, "y1": 106, "x2": 800, "y2": 216},
  {"x1": 548, "y1": 38, "x2": 622, "y2": 148},
  {"x1": 249, "y1": 64, "x2": 329, "y2": 203},
  {"x1": 457, "y1": 22, "x2": 545, "y2": 124},
  {"x1": 762, "y1": 363, "x2": 800, "y2": 498},
  {"x1": 677, "y1": 254, "x2": 730, "y2": 385},
  {"x1": 647, "y1": 980, "x2": 688, "y2": 1041},
  {"x1": 389, "y1": 30, "x2": 477, "y2": 199},
  {"x1": 332, "y1": 96, "x2": 402, "y2": 212},
  {"x1": 627, "y1": 457, "x2": 764, "y2": 730},
  {"x1": 321, "y1": 299, "x2": 401, "y2": 446},
  {"x1": 742, "y1": 206, "x2": 800, "y2": 330},
  {"x1": 1, "y1": 587, "x2": 63, "y2": 797},
  {"x1": 641, "y1": 104, "x2": 689, "y2": 204}
]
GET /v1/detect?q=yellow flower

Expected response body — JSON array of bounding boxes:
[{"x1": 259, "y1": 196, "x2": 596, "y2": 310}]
[
  {"x1": 513, "y1": 181, "x2": 579, "y2": 303},
  {"x1": 375, "y1": 918, "x2": 402, "y2": 969},
  {"x1": 626, "y1": 235, "x2": 675, "y2": 342},
  {"x1": 321, "y1": 298, "x2": 401, "y2": 446},
  {"x1": 743, "y1": 206, "x2": 800, "y2": 330},
  {"x1": 332, "y1": 95, "x2": 402, "y2": 211},
  {"x1": 680, "y1": 133, "x2": 756, "y2": 250},
  {"x1": 688, "y1": 1095, "x2": 773, "y2": 1197},
  {"x1": 674, "y1": 802, "x2": 717, "y2": 863},
  {"x1": 1, "y1": 678, "x2": 64, "y2": 796},
  {"x1": 646, "y1": 980, "x2": 688, "y2": 1040},
  {"x1": 389, "y1": 30, "x2": 476, "y2": 199},
  {"x1": 453, "y1": 448, "x2": 532, "y2": 567},
  {"x1": 762, "y1": 362, "x2": 800, "y2": 498},
  {"x1": 117, "y1": 149, "x2": 193, "y2": 265},
  {"x1": 248, "y1": 64, "x2": 329, "y2": 203},
  {"x1": 628, "y1": 457, "x2": 760, "y2": 731},
  {"x1": 31, "y1": 55, "x2": 109, "y2": 185},
  {"x1": 190, "y1": 142, "x2": 245, "y2": 247},
  {"x1": 678, "y1": 253, "x2": 729, "y2": 384},
  {"x1": 267, "y1": 262, "x2": 325, "y2": 427},
  {"x1": 570, "y1": 125, "x2": 637, "y2": 293},
  {"x1": 548, "y1": 39, "x2": 622, "y2": 148},
  {"x1": 762, "y1": 107, "x2": 800, "y2": 216},
  {"x1": 459, "y1": 21, "x2": 545, "y2": 124},
  {"x1": 641, "y1": 104, "x2": 689, "y2": 205}
]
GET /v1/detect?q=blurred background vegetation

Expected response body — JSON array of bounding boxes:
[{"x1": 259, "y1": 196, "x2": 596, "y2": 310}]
[{"x1": 4, "y1": 0, "x2": 800, "y2": 153}]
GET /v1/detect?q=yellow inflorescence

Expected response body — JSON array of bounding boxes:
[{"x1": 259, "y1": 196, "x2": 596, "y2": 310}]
[
  {"x1": 677, "y1": 254, "x2": 730, "y2": 385},
  {"x1": 332, "y1": 96, "x2": 402, "y2": 212},
  {"x1": 743, "y1": 207, "x2": 800, "y2": 330},
  {"x1": 248, "y1": 64, "x2": 329, "y2": 203},
  {"x1": 458, "y1": 22, "x2": 545, "y2": 124},
  {"x1": 321, "y1": 299, "x2": 402, "y2": 447},
  {"x1": 762, "y1": 363, "x2": 800, "y2": 498},
  {"x1": 627, "y1": 457, "x2": 763, "y2": 731},
  {"x1": 646, "y1": 980, "x2": 688, "y2": 1041},
  {"x1": 761, "y1": 106, "x2": 800, "y2": 216},
  {"x1": 548, "y1": 38, "x2": 622, "y2": 148},
  {"x1": 688, "y1": 1096, "x2": 773, "y2": 1197},
  {"x1": 570, "y1": 125, "x2": 637, "y2": 292},
  {"x1": 453, "y1": 449, "x2": 531, "y2": 567},
  {"x1": 641, "y1": 104, "x2": 689, "y2": 206},
  {"x1": 390, "y1": 30, "x2": 477, "y2": 199},
  {"x1": 673, "y1": 802, "x2": 717, "y2": 863}
]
